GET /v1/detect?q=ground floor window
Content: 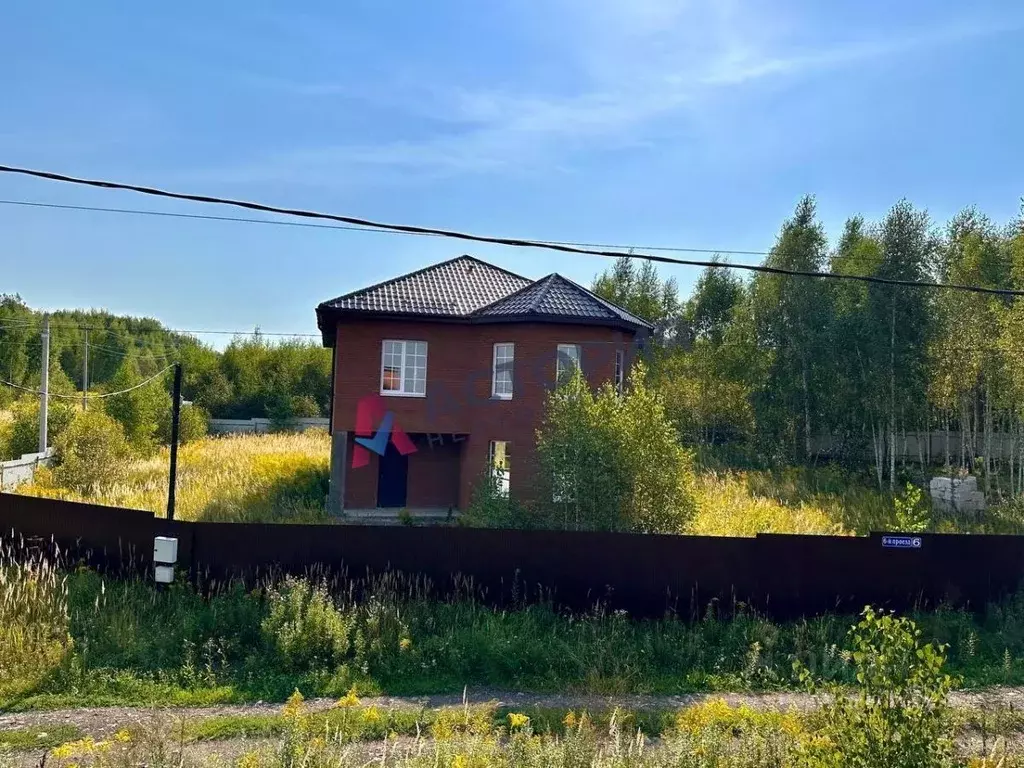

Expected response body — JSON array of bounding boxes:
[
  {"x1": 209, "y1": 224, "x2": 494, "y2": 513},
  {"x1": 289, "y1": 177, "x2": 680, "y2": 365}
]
[{"x1": 488, "y1": 440, "x2": 510, "y2": 498}]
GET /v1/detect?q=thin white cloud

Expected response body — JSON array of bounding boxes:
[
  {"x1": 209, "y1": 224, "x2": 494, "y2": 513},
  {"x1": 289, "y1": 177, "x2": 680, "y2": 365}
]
[{"x1": 197, "y1": 2, "x2": 1020, "y2": 185}]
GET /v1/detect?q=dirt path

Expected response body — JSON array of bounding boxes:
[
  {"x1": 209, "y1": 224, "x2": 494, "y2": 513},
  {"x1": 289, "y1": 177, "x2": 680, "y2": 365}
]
[{"x1": 4, "y1": 687, "x2": 1024, "y2": 739}]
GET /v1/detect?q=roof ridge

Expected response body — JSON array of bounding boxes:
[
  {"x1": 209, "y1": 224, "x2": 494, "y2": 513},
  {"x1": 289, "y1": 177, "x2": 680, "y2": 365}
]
[
  {"x1": 458, "y1": 254, "x2": 530, "y2": 284},
  {"x1": 544, "y1": 273, "x2": 617, "y2": 319},
  {"x1": 553, "y1": 273, "x2": 647, "y2": 324},
  {"x1": 317, "y1": 254, "x2": 529, "y2": 309},
  {"x1": 469, "y1": 274, "x2": 545, "y2": 316},
  {"x1": 529, "y1": 273, "x2": 561, "y2": 312}
]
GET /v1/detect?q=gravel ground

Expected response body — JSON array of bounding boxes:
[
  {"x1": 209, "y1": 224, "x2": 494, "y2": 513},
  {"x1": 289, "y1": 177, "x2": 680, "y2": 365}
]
[{"x1": 3, "y1": 687, "x2": 1024, "y2": 739}]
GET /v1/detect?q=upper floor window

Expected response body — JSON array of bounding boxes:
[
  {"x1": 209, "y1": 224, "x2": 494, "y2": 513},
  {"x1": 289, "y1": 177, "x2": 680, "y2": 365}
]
[
  {"x1": 380, "y1": 340, "x2": 427, "y2": 397},
  {"x1": 615, "y1": 349, "x2": 625, "y2": 394},
  {"x1": 492, "y1": 343, "x2": 514, "y2": 399},
  {"x1": 556, "y1": 343, "x2": 581, "y2": 383}
]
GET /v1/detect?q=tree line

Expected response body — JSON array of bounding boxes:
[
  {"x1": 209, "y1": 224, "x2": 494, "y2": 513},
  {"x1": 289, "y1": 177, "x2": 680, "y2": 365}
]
[
  {"x1": 0, "y1": 300, "x2": 332, "y2": 424},
  {"x1": 592, "y1": 197, "x2": 1024, "y2": 494}
]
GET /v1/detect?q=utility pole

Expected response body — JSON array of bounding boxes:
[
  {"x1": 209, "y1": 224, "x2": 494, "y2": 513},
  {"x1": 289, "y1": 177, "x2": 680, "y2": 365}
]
[
  {"x1": 82, "y1": 329, "x2": 89, "y2": 411},
  {"x1": 166, "y1": 362, "x2": 182, "y2": 521},
  {"x1": 39, "y1": 314, "x2": 49, "y2": 453}
]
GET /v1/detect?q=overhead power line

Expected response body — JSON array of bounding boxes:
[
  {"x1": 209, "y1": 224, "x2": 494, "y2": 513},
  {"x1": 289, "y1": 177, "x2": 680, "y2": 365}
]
[
  {"x1": 0, "y1": 363, "x2": 176, "y2": 400},
  {"x1": 0, "y1": 199, "x2": 771, "y2": 258},
  {"x1": 8, "y1": 198, "x2": 1024, "y2": 269},
  {"x1": 1, "y1": 164, "x2": 1021, "y2": 297}
]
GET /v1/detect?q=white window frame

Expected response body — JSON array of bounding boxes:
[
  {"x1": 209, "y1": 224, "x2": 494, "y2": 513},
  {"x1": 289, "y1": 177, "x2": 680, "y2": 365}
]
[
  {"x1": 379, "y1": 339, "x2": 428, "y2": 397},
  {"x1": 488, "y1": 440, "x2": 510, "y2": 498},
  {"x1": 556, "y1": 343, "x2": 581, "y2": 383},
  {"x1": 491, "y1": 343, "x2": 514, "y2": 400},
  {"x1": 615, "y1": 349, "x2": 625, "y2": 394}
]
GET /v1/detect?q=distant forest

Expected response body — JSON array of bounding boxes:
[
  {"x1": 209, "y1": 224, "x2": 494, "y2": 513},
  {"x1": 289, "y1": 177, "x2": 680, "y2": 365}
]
[{"x1": 0, "y1": 299, "x2": 331, "y2": 422}]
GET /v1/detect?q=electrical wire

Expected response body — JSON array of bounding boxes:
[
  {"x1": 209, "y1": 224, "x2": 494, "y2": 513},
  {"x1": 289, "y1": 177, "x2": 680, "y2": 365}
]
[
  {"x1": 5, "y1": 199, "x2": 1021, "y2": 269},
  {"x1": 0, "y1": 199, "x2": 772, "y2": 258},
  {"x1": 1, "y1": 164, "x2": 1021, "y2": 297},
  {"x1": 0, "y1": 363, "x2": 176, "y2": 399}
]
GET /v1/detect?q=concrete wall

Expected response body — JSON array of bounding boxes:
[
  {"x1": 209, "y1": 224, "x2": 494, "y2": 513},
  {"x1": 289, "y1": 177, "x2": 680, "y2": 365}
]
[
  {"x1": 0, "y1": 448, "x2": 55, "y2": 491},
  {"x1": 811, "y1": 431, "x2": 1021, "y2": 461},
  {"x1": 208, "y1": 417, "x2": 330, "y2": 435}
]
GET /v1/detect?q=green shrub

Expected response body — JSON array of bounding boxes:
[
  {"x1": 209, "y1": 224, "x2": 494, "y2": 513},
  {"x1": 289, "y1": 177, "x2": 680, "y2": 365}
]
[
  {"x1": 7, "y1": 397, "x2": 75, "y2": 458},
  {"x1": 53, "y1": 408, "x2": 131, "y2": 495},
  {"x1": 894, "y1": 482, "x2": 930, "y2": 532},
  {"x1": 462, "y1": 466, "x2": 538, "y2": 529},
  {"x1": 796, "y1": 606, "x2": 957, "y2": 768},
  {"x1": 261, "y1": 578, "x2": 352, "y2": 672},
  {"x1": 156, "y1": 403, "x2": 209, "y2": 445},
  {"x1": 104, "y1": 358, "x2": 172, "y2": 452},
  {"x1": 536, "y1": 362, "x2": 696, "y2": 533}
]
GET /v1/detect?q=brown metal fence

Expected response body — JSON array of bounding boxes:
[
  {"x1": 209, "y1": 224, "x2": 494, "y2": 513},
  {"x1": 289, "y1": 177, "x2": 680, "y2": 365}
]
[{"x1": 2, "y1": 491, "x2": 1022, "y2": 619}]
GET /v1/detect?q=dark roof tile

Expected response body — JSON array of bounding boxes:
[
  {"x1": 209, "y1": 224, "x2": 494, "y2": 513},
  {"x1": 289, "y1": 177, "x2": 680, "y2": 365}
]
[
  {"x1": 318, "y1": 255, "x2": 653, "y2": 333},
  {"x1": 319, "y1": 255, "x2": 531, "y2": 316},
  {"x1": 474, "y1": 273, "x2": 652, "y2": 329}
]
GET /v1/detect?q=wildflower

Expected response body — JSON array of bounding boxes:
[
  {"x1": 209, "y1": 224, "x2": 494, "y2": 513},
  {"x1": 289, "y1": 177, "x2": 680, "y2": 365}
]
[
  {"x1": 336, "y1": 687, "x2": 360, "y2": 708},
  {"x1": 51, "y1": 744, "x2": 75, "y2": 760},
  {"x1": 363, "y1": 706, "x2": 382, "y2": 724},
  {"x1": 563, "y1": 711, "x2": 577, "y2": 729},
  {"x1": 114, "y1": 729, "x2": 132, "y2": 744},
  {"x1": 400, "y1": 637, "x2": 413, "y2": 651},
  {"x1": 238, "y1": 749, "x2": 261, "y2": 768},
  {"x1": 508, "y1": 713, "x2": 529, "y2": 729},
  {"x1": 283, "y1": 689, "x2": 305, "y2": 718},
  {"x1": 452, "y1": 755, "x2": 468, "y2": 768}
]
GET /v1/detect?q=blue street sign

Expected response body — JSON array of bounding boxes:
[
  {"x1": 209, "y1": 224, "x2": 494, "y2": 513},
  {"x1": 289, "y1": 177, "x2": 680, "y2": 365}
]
[{"x1": 882, "y1": 535, "x2": 922, "y2": 549}]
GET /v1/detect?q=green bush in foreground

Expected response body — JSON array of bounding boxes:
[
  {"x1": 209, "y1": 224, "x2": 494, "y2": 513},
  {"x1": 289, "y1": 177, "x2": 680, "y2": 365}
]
[{"x1": 797, "y1": 607, "x2": 957, "y2": 768}]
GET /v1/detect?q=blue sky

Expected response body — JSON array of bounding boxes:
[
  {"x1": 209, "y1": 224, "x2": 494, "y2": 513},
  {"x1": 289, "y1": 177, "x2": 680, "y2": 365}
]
[{"x1": 2, "y1": 0, "x2": 1022, "y2": 347}]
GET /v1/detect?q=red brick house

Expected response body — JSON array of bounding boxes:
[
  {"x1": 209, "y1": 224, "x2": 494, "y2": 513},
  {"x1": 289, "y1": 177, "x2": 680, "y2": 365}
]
[{"x1": 316, "y1": 255, "x2": 652, "y2": 514}]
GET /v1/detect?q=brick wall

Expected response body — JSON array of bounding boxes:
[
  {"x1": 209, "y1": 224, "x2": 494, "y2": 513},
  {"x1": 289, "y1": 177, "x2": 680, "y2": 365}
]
[{"x1": 332, "y1": 320, "x2": 638, "y2": 508}]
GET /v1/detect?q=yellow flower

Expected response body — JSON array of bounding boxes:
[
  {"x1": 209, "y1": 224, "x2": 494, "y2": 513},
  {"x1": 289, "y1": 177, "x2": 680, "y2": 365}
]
[
  {"x1": 114, "y1": 729, "x2": 132, "y2": 744},
  {"x1": 283, "y1": 689, "x2": 305, "y2": 718},
  {"x1": 363, "y1": 706, "x2": 382, "y2": 724},
  {"x1": 452, "y1": 755, "x2": 468, "y2": 768},
  {"x1": 563, "y1": 711, "x2": 577, "y2": 729},
  {"x1": 399, "y1": 637, "x2": 413, "y2": 651},
  {"x1": 51, "y1": 745, "x2": 74, "y2": 760},
  {"x1": 336, "y1": 687, "x2": 360, "y2": 708},
  {"x1": 238, "y1": 749, "x2": 261, "y2": 768},
  {"x1": 508, "y1": 713, "x2": 529, "y2": 729}
]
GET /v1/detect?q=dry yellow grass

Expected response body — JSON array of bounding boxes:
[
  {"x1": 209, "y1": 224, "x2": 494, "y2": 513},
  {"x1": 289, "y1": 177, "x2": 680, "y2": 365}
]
[
  {"x1": 689, "y1": 470, "x2": 848, "y2": 537},
  {"x1": 15, "y1": 427, "x2": 892, "y2": 535},
  {"x1": 19, "y1": 430, "x2": 332, "y2": 523}
]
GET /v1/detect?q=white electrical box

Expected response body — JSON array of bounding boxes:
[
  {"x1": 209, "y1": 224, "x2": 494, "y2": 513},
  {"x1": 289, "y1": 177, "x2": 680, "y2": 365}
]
[
  {"x1": 154, "y1": 565, "x2": 175, "y2": 584},
  {"x1": 154, "y1": 536, "x2": 178, "y2": 564}
]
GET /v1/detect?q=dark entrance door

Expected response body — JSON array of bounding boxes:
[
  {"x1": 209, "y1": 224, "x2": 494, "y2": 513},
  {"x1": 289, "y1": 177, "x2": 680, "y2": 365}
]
[{"x1": 377, "y1": 442, "x2": 409, "y2": 508}]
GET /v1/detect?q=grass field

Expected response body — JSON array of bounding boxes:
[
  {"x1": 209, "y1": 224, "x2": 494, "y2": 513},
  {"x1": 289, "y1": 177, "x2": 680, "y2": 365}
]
[
  {"x1": 17, "y1": 431, "x2": 332, "y2": 523},
  {"x1": 15, "y1": 430, "x2": 907, "y2": 534}
]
